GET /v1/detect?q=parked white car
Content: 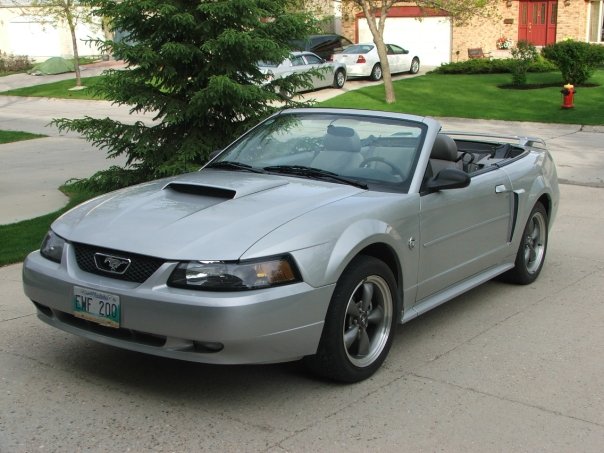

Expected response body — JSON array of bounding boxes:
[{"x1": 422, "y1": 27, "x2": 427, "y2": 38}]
[{"x1": 333, "y1": 43, "x2": 420, "y2": 80}]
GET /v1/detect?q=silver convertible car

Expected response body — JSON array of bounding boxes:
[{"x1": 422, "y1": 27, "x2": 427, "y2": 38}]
[{"x1": 23, "y1": 108, "x2": 559, "y2": 383}]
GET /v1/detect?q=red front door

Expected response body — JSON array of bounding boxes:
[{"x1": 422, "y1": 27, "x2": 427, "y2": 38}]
[{"x1": 518, "y1": 0, "x2": 558, "y2": 45}]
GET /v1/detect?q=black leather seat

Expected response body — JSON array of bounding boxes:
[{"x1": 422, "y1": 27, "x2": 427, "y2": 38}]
[{"x1": 430, "y1": 134, "x2": 462, "y2": 175}]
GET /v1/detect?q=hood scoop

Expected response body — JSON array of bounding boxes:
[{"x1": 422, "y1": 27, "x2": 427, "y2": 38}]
[
  {"x1": 164, "y1": 171, "x2": 290, "y2": 199},
  {"x1": 163, "y1": 182, "x2": 236, "y2": 199}
]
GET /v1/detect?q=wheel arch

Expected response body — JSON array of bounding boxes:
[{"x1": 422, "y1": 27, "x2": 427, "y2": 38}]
[
  {"x1": 356, "y1": 243, "x2": 401, "y2": 289},
  {"x1": 537, "y1": 193, "x2": 552, "y2": 221}
]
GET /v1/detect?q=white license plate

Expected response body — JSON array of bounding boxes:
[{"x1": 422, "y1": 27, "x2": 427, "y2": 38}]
[{"x1": 73, "y1": 286, "x2": 120, "y2": 328}]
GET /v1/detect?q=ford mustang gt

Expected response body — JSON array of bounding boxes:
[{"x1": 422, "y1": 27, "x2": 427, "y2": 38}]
[{"x1": 23, "y1": 108, "x2": 559, "y2": 382}]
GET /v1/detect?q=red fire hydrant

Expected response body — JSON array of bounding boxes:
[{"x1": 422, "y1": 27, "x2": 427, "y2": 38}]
[{"x1": 561, "y1": 83, "x2": 575, "y2": 109}]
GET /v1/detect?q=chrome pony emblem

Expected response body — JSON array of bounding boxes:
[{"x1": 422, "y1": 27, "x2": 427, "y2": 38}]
[{"x1": 94, "y1": 253, "x2": 131, "y2": 275}]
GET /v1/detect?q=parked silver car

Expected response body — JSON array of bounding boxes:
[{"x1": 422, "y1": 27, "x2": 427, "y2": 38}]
[
  {"x1": 259, "y1": 51, "x2": 347, "y2": 96},
  {"x1": 23, "y1": 108, "x2": 559, "y2": 382},
  {"x1": 333, "y1": 42, "x2": 420, "y2": 80}
]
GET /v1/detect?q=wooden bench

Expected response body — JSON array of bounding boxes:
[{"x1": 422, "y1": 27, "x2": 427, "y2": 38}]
[{"x1": 467, "y1": 48, "x2": 492, "y2": 59}]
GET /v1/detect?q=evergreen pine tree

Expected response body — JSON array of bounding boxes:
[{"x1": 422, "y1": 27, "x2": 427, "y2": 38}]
[{"x1": 54, "y1": 0, "x2": 318, "y2": 191}]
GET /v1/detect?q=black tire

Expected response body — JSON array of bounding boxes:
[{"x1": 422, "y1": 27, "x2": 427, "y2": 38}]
[
  {"x1": 305, "y1": 255, "x2": 399, "y2": 383},
  {"x1": 409, "y1": 57, "x2": 420, "y2": 74},
  {"x1": 333, "y1": 69, "x2": 346, "y2": 88},
  {"x1": 501, "y1": 202, "x2": 548, "y2": 285},
  {"x1": 370, "y1": 63, "x2": 382, "y2": 81}
]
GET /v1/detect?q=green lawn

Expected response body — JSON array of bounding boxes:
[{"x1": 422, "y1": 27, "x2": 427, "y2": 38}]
[
  {"x1": 320, "y1": 70, "x2": 604, "y2": 125},
  {"x1": 0, "y1": 76, "x2": 104, "y2": 100},
  {"x1": 2, "y1": 70, "x2": 603, "y2": 123},
  {"x1": 0, "y1": 130, "x2": 46, "y2": 144},
  {"x1": 0, "y1": 189, "x2": 97, "y2": 267}
]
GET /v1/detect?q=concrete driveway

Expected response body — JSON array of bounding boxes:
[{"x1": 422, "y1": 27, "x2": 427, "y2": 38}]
[
  {"x1": 1, "y1": 184, "x2": 603, "y2": 452},
  {"x1": 1, "y1": 66, "x2": 604, "y2": 452}
]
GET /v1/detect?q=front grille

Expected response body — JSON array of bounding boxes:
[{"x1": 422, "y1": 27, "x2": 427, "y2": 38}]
[{"x1": 73, "y1": 243, "x2": 165, "y2": 283}]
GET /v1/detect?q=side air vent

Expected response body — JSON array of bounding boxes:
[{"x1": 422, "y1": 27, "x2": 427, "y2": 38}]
[{"x1": 163, "y1": 183, "x2": 236, "y2": 199}]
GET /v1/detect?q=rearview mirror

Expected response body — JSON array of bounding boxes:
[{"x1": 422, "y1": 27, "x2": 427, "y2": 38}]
[{"x1": 425, "y1": 169, "x2": 470, "y2": 193}]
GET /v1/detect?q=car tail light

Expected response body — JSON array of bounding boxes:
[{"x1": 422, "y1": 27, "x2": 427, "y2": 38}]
[{"x1": 356, "y1": 55, "x2": 366, "y2": 64}]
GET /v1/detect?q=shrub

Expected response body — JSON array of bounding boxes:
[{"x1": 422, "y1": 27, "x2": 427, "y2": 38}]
[
  {"x1": 431, "y1": 57, "x2": 555, "y2": 75},
  {"x1": 432, "y1": 59, "x2": 512, "y2": 74},
  {"x1": 510, "y1": 40, "x2": 538, "y2": 86},
  {"x1": 0, "y1": 50, "x2": 33, "y2": 74},
  {"x1": 529, "y1": 55, "x2": 557, "y2": 73},
  {"x1": 541, "y1": 40, "x2": 604, "y2": 85}
]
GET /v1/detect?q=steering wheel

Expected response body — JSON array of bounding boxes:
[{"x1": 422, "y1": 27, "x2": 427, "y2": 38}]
[{"x1": 360, "y1": 157, "x2": 404, "y2": 178}]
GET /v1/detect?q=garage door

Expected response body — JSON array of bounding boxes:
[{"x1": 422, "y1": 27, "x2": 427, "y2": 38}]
[
  {"x1": 7, "y1": 18, "x2": 103, "y2": 60},
  {"x1": 8, "y1": 20, "x2": 61, "y2": 58},
  {"x1": 358, "y1": 16, "x2": 451, "y2": 67}
]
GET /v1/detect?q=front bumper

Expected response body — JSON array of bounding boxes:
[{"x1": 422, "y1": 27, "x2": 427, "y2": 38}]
[{"x1": 23, "y1": 247, "x2": 334, "y2": 365}]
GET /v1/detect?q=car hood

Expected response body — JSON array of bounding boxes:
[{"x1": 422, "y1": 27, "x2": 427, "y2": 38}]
[{"x1": 53, "y1": 170, "x2": 365, "y2": 260}]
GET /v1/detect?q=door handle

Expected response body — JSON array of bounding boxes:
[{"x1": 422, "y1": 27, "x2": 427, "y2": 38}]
[{"x1": 495, "y1": 184, "x2": 509, "y2": 193}]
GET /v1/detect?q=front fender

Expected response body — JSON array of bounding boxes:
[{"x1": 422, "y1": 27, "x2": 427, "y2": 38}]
[{"x1": 323, "y1": 219, "x2": 402, "y2": 285}]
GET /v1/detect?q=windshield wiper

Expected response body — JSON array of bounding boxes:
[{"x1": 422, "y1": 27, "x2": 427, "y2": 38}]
[
  {"x1": 206, "y1": 161, "x2": 265, "y2": 173},
  {"x1": 263, "y1": 165, "x2": 368, "y2": 189}
]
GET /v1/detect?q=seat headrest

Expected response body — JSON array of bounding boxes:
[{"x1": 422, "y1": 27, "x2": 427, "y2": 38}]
[
  {"x1": 431, "y1": 134, "x2": 458, "y2": 161},
  {"x1": 323, "y1": 126, "x2": 361, "y2": 153}
]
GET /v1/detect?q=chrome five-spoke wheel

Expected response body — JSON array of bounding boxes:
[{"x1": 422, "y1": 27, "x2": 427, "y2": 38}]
[
  {"x1": 343, "y1": 275, "x2": 393, "y2": 368},
  {"x1": 502, "y1": 202, "x2": 549, "y2": 285},
  {"x1": 523, "y1": 209, "x2": 547, "y2": 274}
]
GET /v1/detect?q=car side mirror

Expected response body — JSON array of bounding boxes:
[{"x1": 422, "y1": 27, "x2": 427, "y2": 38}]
[
  {"x1": 403, "y1": 49, "x2": 409, "y2": 54},
  {"x1": 425, "y1": 168, "x2": 470, "y2": 193}
]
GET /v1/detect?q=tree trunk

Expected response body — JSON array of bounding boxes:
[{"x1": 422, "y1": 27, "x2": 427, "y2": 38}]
[
  {"x1": 372, "y1": 32, "x2": 395, "y2": 104},
  {"x1": 66, "y1": 11, "x2": 82, "y2": 87},
  {"x1": 359, "y1": 1, "x2": 396, "y2": 104}
]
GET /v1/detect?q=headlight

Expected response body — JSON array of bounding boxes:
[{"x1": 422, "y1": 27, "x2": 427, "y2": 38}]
[
  {"x1": 40, "y1": 230, "x2": 65, "y2": 263},
  {"x1": 167, "y1": 255, "x2": 301, "y2": 291}
]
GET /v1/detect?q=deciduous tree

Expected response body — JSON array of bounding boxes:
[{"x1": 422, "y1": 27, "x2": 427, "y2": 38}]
[
  {"x1": 344, "y1": 0, "x2": 498, "y2": 103},
  {"x1": 20, "y1": 0, "x2": 98, "y2": 86}
]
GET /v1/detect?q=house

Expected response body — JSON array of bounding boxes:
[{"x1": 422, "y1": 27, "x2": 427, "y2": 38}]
[
  {"x1": 0, "y1": 0, "x2": 104, "y2": 61},
  {"x1": 339, "y1": 1, "x2": 604, "y2": 66},
  {"x1": 0, "y1": 1, "x2": 344, "y2": 62}
]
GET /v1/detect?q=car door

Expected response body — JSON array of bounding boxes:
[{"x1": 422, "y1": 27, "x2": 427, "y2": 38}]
[
  {"x1": 385, "y1": 45, "x2": 401, "y2": 72},
  {"x1": 303, "y1": 53, "x2": 332, "y2": 88},
  {"x1": 416, "y1": 168, "x2": 514, "y2": 301},
  {"x1": 388, "y1": 44, "x2": 411, "y2": 72}
]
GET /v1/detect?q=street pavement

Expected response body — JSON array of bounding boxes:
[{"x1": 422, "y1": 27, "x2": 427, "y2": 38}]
[{"x1": 1, "y1": 65, "x2": 604, "y2": 452}]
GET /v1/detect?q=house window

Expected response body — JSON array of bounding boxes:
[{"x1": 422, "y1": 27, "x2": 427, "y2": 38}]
[
  {"x1": 521, "y1": 3, "x2": 528, "y2": 25},
  {"x1": 589, "y1": 1, "x2": 604, "y2": 42}
]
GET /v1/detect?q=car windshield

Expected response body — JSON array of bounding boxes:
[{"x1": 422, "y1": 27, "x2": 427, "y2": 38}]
[
  {"x1": 209, "y1": 112, "x2": 426, "y2": 193},
  {"x1": 342, "y1": 44, "x2": 374, "y2": 54}
]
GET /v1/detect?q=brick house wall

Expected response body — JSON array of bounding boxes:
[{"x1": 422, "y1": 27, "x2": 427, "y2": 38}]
[
  {"x1": 556, "y1": 1, "x2": 589, "y2": 41},
  {"x1": 339, "y1": 1, "x2": 594, "y2": 63}
]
